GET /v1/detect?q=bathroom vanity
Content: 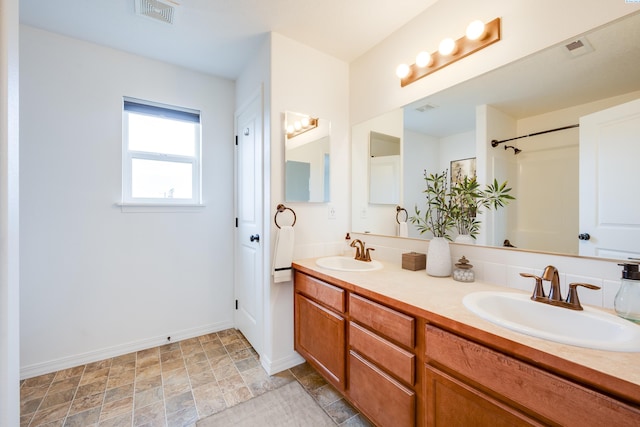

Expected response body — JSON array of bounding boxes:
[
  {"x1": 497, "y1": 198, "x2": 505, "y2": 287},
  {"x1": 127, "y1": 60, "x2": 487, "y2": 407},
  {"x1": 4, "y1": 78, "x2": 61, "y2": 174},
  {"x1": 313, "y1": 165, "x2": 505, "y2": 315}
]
[{"x1": 292, "y1": 259, "x2": 640, "y2": 427}]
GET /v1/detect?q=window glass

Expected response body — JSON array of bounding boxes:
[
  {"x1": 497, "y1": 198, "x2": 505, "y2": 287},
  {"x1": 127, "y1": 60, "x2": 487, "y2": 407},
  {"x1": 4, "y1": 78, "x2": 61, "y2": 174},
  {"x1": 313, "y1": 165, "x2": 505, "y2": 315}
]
[
  {"x1": 131, "y1": 158, "x2": 193, "y2": 199},
  {"x1": 128, "y1": 113, "x2": 197, "y2": 157},
  {"x1": 123, "y1": 98, "x2": 201, "y2": 204}
]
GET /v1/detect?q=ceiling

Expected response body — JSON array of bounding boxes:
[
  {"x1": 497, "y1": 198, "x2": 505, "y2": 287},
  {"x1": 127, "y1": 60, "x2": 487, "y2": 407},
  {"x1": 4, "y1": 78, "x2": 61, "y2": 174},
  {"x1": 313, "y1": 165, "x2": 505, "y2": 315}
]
[
  {"x1": 19, "y1": 0, "x2": 438, "y2": 80},
  {"x1": 404, "y1": 11, "x2": 640, "y2": 136}
]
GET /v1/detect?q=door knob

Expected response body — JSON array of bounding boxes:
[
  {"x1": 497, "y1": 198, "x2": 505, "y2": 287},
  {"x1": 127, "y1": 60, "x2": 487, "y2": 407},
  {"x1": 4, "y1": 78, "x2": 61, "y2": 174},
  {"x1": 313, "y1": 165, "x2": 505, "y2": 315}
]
[
  {"x1": 250, "y1": 234, "x2": 260, "y2": 242},
  {"x1": 578, "y1": 233, "x2": 591, "y2": 241}
]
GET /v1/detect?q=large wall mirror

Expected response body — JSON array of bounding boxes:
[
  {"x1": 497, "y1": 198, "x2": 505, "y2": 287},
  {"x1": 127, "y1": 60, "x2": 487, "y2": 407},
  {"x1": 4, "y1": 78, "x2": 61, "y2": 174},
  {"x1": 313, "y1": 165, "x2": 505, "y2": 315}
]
[
  {"x1": 285, "y1": 111, "x2": 331, "y2": 203},
  {"x1": 351, "y1": 11, "x2": 640, "y2": 260}
]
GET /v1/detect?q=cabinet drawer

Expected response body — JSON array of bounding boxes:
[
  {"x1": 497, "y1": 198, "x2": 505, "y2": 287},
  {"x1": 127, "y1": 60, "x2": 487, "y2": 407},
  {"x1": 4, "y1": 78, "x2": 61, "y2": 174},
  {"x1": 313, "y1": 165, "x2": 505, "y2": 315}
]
[
  {"x1": 349, "y1": 293, "x2": 415, "y2": 348},
  {"x1": 425, "y1": 325, "x2": 640, "y2": 426},
  {"x1": 349, "y1": 322, "x2": 415, "y2": 385},
  {"x1": 349, "y1": 350, "x2": 416, "y2": 427},
  {"x1": 295, "y1": 271, "x2": 345, "y2": 313}
]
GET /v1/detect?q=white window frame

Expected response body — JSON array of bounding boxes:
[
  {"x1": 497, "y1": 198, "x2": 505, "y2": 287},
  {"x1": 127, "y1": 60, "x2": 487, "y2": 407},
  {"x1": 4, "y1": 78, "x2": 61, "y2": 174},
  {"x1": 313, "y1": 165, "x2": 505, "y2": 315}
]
[{"x1": 122, "y1": 97, "x2": 202, "y2": 207}]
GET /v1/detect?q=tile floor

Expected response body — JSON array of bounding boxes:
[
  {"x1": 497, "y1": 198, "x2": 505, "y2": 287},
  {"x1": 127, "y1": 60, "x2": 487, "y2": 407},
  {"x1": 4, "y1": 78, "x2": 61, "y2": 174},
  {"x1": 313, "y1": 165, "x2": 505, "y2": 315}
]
[{"x1": 20, "y1": 328, "x2": 372, "y2": 427}]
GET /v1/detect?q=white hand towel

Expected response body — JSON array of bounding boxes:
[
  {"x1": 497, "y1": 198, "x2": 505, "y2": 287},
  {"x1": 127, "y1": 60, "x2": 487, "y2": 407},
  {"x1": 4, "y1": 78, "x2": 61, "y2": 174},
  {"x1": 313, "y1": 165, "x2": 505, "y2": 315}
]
[
  {"x1": 398, "y1": 221, "x2": 409, "y2": 238},
  {"x1": 273, "y1": 225, "x2": 295, "y2": 283}
]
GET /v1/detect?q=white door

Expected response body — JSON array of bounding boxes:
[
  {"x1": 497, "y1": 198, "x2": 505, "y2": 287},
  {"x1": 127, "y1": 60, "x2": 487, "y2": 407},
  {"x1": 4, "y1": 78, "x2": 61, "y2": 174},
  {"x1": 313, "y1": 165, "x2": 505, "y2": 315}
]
[
  {"x1": 579, "y1": 98, "x2": 640, "y2": 258},
  {"x1": 234, "y1": 91, "x2": 263, "y2": 354}
]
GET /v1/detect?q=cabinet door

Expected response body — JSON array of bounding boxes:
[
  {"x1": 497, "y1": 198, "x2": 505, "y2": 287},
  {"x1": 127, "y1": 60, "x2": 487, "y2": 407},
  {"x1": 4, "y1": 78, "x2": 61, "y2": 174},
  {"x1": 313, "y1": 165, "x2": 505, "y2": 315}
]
[
  {"x1": 349, "y1": 351, "x2": 415, "y2": 427},
  {"x1": 294, "y1": 293, "x2": 346, "y2": 390},
  {"x1": 424, "y1": 365, "x2": 541, "y2": 427}
]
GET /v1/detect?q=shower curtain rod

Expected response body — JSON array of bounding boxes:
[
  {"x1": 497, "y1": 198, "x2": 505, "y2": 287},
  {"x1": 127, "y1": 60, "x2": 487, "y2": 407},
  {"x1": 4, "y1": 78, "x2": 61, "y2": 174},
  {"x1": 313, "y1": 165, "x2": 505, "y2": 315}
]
[{"x1": 490, "y1": 124, "x2": 579, "y2": 147}]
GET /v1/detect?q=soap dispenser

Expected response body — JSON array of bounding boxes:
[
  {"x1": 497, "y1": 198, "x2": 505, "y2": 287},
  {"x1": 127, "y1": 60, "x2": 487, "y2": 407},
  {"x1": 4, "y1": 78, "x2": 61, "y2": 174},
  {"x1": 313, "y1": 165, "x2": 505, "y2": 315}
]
[{"x1": 614, "y1": 263, "x2": 640, "y2": 324}]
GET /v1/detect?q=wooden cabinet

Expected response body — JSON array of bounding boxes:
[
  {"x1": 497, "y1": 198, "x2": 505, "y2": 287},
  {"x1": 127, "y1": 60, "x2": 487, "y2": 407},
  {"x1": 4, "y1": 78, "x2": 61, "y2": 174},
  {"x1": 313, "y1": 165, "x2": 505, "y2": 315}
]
[
  {"x1": 293, "y1": 267, "x2": 640, "y2": 427},
  {"x1": 348, "y1": 293, "x2": 417, "y2": 426},
  {"x1": 294, "y1": 272, "x2": 346, "y2": 390},
  {"x1": 349, "y1": 350, "x2": 416, "y2": 427},
  {"x1": 425, "y1": 325, "x2": 640, "y2": 426}
]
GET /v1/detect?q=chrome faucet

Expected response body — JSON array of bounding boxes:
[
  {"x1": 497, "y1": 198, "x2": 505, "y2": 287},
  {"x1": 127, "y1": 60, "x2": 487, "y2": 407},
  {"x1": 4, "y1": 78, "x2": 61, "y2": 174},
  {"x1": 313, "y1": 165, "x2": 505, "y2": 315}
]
[
  {"x1": 349, "y1": 239, "x2": 375, "y2": 262},
  {"x1": 520, "y1": 265, "x2": 600, "y2": 310}
]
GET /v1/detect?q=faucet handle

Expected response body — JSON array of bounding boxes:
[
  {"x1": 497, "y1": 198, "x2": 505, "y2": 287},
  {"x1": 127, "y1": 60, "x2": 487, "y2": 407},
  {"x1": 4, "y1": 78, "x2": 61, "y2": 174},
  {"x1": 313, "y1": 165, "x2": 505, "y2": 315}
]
[
  {"x1": 565, "y1": 283, "x2": 601, "y2": 310},
  {"x1": 364, "y1": 247, "x2": 375, "y2": 262},
  {"x1": 520, "y1": 273, "x2": 545, "y2": 301}
]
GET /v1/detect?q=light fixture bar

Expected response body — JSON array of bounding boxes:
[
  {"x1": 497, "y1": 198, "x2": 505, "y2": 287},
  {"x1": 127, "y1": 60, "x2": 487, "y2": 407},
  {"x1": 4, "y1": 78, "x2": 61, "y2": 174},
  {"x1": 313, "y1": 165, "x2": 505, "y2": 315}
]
[
  {"x1": 400, "y1": 17, "x2": 501, "y2": 87},
  {"x1": 286, "y1": 117, "x2": 319, "y2": 139}
]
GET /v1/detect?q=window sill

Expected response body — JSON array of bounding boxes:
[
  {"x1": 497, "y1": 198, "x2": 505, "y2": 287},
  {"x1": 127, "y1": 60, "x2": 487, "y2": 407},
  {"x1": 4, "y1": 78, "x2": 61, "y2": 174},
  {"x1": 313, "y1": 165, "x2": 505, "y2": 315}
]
[{"x1": 116, "y1": 202, "x2": 206, "y2": 213}]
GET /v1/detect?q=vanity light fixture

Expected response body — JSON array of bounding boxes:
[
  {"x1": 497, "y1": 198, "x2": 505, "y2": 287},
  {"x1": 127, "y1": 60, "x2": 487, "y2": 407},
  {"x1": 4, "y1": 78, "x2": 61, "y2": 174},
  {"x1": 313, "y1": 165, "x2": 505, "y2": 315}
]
[
  {"x1": 397, "y1": 17, "x2": 501, "y2": 87},
  {"x1": 286, "y1": 116, "x2": 318, "y2": 139}
]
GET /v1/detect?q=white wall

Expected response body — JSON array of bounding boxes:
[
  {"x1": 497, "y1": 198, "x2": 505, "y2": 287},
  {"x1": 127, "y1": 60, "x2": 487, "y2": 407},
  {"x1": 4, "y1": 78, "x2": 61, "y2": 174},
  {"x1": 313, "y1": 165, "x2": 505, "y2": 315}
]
[
  {"x1": 350, "y1": 0, "x2": 639, "y2": 125},
  {"x1": 1, "y1": 0, "x2": 20, "y2": 423},
  {"x1": 264, "y1": 33, "x2": 350, "y2": 373},
  {"x1": 19, "y1": 26, "x2": 236, "y2": 378}
]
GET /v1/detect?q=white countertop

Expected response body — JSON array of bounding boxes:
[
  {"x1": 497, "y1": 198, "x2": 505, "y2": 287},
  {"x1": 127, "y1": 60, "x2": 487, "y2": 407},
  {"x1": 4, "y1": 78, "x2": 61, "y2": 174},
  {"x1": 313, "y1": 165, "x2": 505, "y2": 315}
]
[{"x1": 293, "y1": 257, "x2": 640, "y2": 390}]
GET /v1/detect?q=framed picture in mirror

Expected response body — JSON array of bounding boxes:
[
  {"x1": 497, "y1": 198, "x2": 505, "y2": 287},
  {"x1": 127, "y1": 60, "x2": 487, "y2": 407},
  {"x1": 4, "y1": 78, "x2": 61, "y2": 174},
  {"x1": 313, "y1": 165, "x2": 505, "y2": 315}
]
[{"x1": 450, "y1": 157, "x2": 476, "y2": 185}]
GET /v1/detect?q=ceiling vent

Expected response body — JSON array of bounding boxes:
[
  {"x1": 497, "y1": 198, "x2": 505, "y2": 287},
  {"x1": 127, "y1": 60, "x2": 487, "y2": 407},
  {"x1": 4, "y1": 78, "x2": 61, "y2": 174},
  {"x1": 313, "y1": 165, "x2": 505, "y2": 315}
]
[
  {"x1": 135, "y1": 0, "x2": 178, "y2": 25},
  {"x1": 415, "y1": 103, "x2": 437, "y2": 113},
  {"x1": 564, "y1": 36, "x2": 594, "y2": 57}
]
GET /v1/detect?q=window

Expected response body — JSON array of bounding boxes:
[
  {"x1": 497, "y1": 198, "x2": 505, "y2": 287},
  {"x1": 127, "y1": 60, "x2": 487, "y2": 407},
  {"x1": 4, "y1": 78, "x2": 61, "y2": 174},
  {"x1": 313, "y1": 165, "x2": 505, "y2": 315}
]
[{"x1": 122, "y1": 98, "x2": 201, "y2": 205}]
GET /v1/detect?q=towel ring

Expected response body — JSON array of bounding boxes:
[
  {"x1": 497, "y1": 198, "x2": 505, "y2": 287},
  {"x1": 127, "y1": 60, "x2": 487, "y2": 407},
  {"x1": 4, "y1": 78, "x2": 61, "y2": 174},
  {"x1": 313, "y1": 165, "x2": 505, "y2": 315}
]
[
  {"x1": 396, "y1": 206, "x2": 408, "y2": 224},
  {"x1": 275, "y1": 204, "x2": 297, "y2": 229}
]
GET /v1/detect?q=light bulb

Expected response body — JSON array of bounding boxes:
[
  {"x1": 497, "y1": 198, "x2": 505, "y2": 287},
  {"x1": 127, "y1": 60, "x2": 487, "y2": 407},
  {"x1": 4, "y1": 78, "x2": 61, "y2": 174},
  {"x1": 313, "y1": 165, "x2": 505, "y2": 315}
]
[
  {"x1": 396, "y1": 63, "x2": 410, "y2": 79},
  {"x1": 439, "y1": 38, "x2": 456, "y2": 55},
  {"x1": 416, "y1": 51, "x2": 432, "y2": 68},
  {"x1": 466, "y1": 20, "x2": 486, "y2": 40},
  {"x1": 286, "y1": 125, "x2": 294, "y2": 134},
  {"x1": 301, "y1": 117, "x2": 310, "y2": 128},
  {"x1": 294, "y1": 121, "x2": 302, "y2": 131}
]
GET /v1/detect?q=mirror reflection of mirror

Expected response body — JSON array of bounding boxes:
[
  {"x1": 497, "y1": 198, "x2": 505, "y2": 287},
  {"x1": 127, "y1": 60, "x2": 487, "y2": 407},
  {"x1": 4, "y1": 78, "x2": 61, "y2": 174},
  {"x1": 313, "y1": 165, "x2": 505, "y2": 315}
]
[
  {"x1": 352, "y1": 11, "x2": 640, "y2": 259},
  {"x1": 284, "y1": 111, "x2": 330, "y2": 203},
  {"x1": 369, "y1": 131, "x2": 401, "y2": 205}
]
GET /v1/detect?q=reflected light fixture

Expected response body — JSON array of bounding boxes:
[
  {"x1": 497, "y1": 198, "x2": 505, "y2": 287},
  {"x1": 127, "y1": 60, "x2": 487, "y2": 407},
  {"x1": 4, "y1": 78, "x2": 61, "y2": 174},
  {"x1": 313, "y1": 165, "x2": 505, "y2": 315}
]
[
  {"x1": 286, "y1": 116, "x2": 318, "y2": 139},
  {"x1": 397, "y1": 17, "x2": 501, "y2": 87}
]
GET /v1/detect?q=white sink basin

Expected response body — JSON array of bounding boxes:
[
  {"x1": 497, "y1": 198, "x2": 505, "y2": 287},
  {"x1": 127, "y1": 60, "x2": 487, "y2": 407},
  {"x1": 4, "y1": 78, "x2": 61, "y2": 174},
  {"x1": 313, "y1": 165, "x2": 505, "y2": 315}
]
[
  {"x1": 315, "y1": 256, "x2": 383, "y2": 272},
  {"x1": 463, "y1": 291, "x2": 640, "y2": 352}
]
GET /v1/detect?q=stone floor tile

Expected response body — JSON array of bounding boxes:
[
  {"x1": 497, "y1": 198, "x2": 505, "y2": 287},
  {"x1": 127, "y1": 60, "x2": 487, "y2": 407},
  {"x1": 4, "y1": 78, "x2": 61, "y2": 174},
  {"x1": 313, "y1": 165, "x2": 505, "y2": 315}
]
[
  {"x1": 68, "y1": 392, "x2": 103, "y2": 416},
  {"x1": 325, "y1": 398, "x2": 359, "y2": 424},
  {"x1": 63, "y1": 406, "x2": 101, "y2": 427},
  {"x1": 97, "y1": 411, "x2": 132, "y2": 427},
  {"x1": 297, "y1": 371, "x2": 328, "y2": 391},
  {"x1": 309, "y1": 383, "x2": 342, "y2": 407},
  {"x1": 222, "y1": 386, "x2": 253, "y2": 407},
  {"x1": 135, "y1": 374, "x2": 162, "y2": 393},
  {"x1": 99, "y1": 396, "x2": 133, "y2": 422},
  {"x1": 166, "y1": 406, "x2": 198, "y2": 427},
  {"x1": 28, "y1": 401, "x2": 71, "y2": 426},
  {"x1": 339, "y1": 413, "x2": 374, "y2": 427},
  {"x1": 104, "y1": 382, "x2": 134, "y2": 404},
  {"x1": 165, "y1": 390, "x2": 195, "y2": 415},
  {"x1": 135, "y1": 385, "x2": 164, "y2": 409},
  {"x1": 133, "y1": 400, "x2": 166, "y2": 427}
]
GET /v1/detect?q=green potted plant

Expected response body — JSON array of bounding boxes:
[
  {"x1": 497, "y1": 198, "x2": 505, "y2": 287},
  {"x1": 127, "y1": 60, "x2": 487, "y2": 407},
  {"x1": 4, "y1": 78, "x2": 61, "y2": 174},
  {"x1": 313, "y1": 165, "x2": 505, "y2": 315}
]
[
  {"x1": 449, "y1": 175, "x2": 515, "y2": 242},
  {"x1": 410, "y1": 169, "x2": 514, "y2": 277}
]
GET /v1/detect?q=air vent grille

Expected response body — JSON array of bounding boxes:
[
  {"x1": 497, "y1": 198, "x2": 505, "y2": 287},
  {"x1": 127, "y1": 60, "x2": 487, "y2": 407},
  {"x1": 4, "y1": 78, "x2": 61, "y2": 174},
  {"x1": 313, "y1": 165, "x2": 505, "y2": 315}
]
[
  {"x1": 135, "y1": 0, "x2": 176, "y2": 25},
  {"x1": 564, "y1": 36, "x2": 594, "y2": 57},
  {"x1": 415, "y1": 103, "x2": 437, "y2": 113}
]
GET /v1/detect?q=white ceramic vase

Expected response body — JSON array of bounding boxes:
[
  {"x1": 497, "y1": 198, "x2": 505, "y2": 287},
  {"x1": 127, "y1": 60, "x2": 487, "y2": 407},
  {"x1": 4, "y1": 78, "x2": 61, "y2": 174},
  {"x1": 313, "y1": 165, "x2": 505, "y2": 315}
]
[
  {"x1": 427, "y1": 237, "x2": 452, "y2": 277},
  {"x1": 454, "y1": 234, "x2": 475, "y2": 245}
]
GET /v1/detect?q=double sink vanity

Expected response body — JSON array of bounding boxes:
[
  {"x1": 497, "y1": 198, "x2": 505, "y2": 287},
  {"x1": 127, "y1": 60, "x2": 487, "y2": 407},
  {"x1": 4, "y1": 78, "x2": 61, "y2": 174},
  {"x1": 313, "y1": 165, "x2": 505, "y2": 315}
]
[{"x1": 292, "y1": 256, "x2": 640, "y2": 426}]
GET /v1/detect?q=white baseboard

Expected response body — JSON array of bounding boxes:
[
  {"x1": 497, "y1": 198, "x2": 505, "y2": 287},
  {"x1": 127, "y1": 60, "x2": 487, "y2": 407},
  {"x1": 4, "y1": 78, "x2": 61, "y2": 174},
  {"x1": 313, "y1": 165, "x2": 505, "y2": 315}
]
[
  {"x1": 260, "y1": 350, "x2": 305, "y2": 375},
  {"x1": 20, "y1": 320, "x2": 234, "y2": 379}
]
